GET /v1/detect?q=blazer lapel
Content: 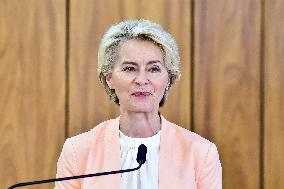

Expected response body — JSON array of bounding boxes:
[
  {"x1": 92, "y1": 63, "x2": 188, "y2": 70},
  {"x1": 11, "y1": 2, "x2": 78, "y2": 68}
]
[
  {"x1": 103, "y1": 117, "x2": 121, "y2": 188},
  {"x1": 83, "y1": 116, "x2": 197, "y2": 189},
  {"x1": 158, "y1": 116, "x2": 197, "y2": 189},
  {"x1": 83, "y1": 117, "x2": 121, "y2": 189},
  {"x1": 158, "y1": 116, "x2": 177, "y2": 189}
]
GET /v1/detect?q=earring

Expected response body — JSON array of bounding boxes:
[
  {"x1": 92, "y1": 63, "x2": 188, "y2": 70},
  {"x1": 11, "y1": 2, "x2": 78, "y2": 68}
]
[{"x1": 165, "y1": 85, "x2": 170, "y2": 91}]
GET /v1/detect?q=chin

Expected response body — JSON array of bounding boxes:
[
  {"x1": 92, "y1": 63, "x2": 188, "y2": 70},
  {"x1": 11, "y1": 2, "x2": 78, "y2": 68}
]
[
  {"x1": 122, "y1": 101, "x2": 158, "y2": 113},
  {"x1": 129, "y1": 107, "x2": 153, "y2": 113}
]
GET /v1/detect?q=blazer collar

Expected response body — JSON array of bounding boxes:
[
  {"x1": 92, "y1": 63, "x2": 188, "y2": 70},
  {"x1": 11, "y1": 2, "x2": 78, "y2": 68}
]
[{"x1": 101, "y1": 115, "x2": 176, "y2": 189}]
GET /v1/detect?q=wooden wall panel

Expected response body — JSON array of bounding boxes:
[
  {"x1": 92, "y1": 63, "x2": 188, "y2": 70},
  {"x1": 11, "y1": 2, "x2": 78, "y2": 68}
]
[
  {"x1": 0, "y1": 0, "x2": 66, "y2": 188},
  {"x1": 69, "y1": 0, "x2": 191, "y2": 136},
  {"x1": 194, "y1": 1, "x2": 261, "y2": 188},
  {"x1": 264, "y1": 0, "x2": 284, "y2": 188},
  {"x1": 69, "y1": 0, "x2": 120, "y2": 136},
  {"x1": 2, "y1": 0, "x2": 283, "y2": 188},
  {"x1": 158, "y1": 0, "x2": 191, "y2": 129}
]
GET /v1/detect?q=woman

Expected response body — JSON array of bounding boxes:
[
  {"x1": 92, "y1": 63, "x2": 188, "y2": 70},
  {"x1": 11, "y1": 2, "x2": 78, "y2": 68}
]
[{"x1": 55, "y1": 19, "x2": 222, "y2": 189}]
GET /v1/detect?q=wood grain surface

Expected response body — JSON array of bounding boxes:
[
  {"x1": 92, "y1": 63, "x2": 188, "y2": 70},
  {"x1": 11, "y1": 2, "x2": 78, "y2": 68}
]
[
  {"x1": 264, "y1": 0, "x2": 284, "y2": 188},
  {"x1": 69, "y1": 0, "x2": 191, "y2": 136},
  {"x1": 194, "y1": 1, "x2": 261, "y2": 188},
  {"x1": 0, "y1": 0, "x2": 66, "y2": 188},
  {"x1": 1, "y1": 0, "x2": 283, "y2": 188}
]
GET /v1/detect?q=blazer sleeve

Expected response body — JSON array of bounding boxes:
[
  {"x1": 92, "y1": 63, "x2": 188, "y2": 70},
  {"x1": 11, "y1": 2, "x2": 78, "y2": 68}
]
[
  {"x1": 197, "y1": 143, "x2": 222, "y2": 189},
  {"x1": 54, "y1": 138, "x2": 81, "y2": 189}
]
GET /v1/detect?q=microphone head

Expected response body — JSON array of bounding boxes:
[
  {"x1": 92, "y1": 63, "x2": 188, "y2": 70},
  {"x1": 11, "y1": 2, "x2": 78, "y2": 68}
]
[{"x1": 136, "y1": 144, "x2": 147, "y2": 165}]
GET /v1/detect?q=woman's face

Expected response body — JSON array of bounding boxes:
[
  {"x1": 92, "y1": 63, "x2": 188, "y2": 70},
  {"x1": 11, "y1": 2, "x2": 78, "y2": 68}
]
[{"x1": 106, "y1": 39, "x2": 169, "y2": 112}]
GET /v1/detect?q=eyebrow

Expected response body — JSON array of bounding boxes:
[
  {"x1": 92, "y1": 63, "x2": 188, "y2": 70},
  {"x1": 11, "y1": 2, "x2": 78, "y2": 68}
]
[{"x1": 121, "y1": 60, "x2": 162, "y2": 66}]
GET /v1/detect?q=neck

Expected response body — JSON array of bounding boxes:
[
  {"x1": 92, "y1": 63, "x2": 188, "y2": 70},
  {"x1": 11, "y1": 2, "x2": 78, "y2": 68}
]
[{"x1": 119, "y1": 109, "x2": 161, "y2": 138}]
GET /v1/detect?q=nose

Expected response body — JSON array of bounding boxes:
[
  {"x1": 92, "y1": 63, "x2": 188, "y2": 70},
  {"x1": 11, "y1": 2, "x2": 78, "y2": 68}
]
[{"x1": 134, "y1": 70, "x2": 149, "y2": 86}]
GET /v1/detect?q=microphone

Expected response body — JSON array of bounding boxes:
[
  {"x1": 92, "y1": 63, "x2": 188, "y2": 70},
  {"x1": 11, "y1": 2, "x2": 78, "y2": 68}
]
[
  {"x1": 8, "y1": 144, "x2": 147, "y2": 189},
  {"x1": 137, "y1": 144, "x2": 147, "y2": 164}
]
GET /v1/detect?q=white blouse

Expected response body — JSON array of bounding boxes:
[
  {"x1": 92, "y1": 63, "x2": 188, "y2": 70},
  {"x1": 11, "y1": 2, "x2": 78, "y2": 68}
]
[{"x1": 119, "y1": 130, "x2": 161, "y2": 189}]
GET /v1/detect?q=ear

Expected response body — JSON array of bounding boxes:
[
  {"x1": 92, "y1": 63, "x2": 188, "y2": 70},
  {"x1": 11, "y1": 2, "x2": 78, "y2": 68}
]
[
  {"x1": 167, "y1": 76, "x2": 171, "y2": 87},
  {"x1": 105, "y1": 73, "x2": 113, "y2": 89}
]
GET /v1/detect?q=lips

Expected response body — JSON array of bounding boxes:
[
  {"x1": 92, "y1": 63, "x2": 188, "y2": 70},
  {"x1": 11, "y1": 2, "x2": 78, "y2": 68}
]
[{"x1": 131, "y1": 91, "x2": 152, "y2": 97}]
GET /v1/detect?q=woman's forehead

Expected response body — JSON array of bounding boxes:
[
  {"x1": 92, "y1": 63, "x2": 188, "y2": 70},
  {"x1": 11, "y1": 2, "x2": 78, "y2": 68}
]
[
  {"x1": 117, "y1": 39, "x2": 164, "y2": 62},
  {"x1": 119, "y1": 60, "x2": 163, "y2": 67}
]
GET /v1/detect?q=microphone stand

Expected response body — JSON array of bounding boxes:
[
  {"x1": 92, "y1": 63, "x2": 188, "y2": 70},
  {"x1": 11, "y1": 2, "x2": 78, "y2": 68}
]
[
  {"x1": 8, "y1": 144, "x2": 147, "y2": 189},
  {"x1": 8, "y1": 163, "x2": 143, "y2": 189}
]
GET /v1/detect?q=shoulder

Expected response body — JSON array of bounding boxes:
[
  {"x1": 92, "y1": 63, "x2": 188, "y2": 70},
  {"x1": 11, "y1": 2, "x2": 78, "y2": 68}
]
[
  {"x1": 65, "y1": 118, "x2": 115, "y2": 151},
  {"x1": 162, "y1": 117, "x2": 214, "y2": 149},
  {"x1": 58, "y1": 118, "x2": 117, "y2": 171},
  {"x1": 162, "y1": 117, "x2": 220, "y2": 165},
  {"x1": 56, "y1": 118, "x2": 117, "y2": 179},
  {"x1": 68, "y1": 120, "x2": 109, "y2": 142},
  {"x1": 162, "y1": 117, "x2": 222, "y2": 185}
]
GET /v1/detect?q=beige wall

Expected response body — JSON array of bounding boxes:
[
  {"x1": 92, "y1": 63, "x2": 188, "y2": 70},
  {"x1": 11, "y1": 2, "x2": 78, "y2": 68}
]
[{"x1": 0, "y1": 0, "x2": 283, "y2": 188}]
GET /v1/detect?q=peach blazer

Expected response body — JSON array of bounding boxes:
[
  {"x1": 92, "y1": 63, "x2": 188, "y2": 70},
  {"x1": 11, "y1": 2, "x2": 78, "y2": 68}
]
[{"x1": 55, "y1": 116, "x2": 222, "y2": 189}]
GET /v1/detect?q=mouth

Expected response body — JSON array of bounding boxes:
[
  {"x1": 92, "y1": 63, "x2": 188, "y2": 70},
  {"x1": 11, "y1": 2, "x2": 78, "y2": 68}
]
[{"x1": 131, "y1": 91, "x2": 152, "y2": 97}]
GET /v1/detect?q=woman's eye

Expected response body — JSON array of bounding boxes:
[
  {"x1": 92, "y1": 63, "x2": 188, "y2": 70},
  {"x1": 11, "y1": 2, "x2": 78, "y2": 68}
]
[
  {"x1": 122, "y1": 66, "x2": 136, "y2": 72},
  {"x1": 148, "y1": 67, "x2": 161, "y2": 73}
]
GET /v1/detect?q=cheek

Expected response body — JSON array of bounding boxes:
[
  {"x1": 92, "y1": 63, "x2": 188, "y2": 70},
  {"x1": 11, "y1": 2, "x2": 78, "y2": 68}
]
[
  {"x1": 112, "y1": 76, "x2": 131, "y2": 94},
  {"x1": 155, "y1": 73, "x2": 169, "y2": 88},
  {"x1": 156, "y1": 84, "x2": 167, "y2": 95},
  {"x1": 153, "y1": 78, "x2": 168, "y2": 95}
]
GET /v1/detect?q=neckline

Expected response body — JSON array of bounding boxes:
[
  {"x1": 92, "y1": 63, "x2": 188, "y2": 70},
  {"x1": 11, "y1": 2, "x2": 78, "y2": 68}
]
[
  {"x1": 118, "y1": 112, "x2": 162, "y2": 138},
  {"x1": 119, "y1": 129, "x2": 161, "y2": 139},
  {"x1": 119, "y1": 130, "x2": 161, "y2": 148}
]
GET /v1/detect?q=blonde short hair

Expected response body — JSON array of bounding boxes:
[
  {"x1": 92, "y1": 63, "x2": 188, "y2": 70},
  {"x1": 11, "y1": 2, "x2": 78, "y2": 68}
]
[{"x1": 97, "y1": 19, "x2": 181, "y2": 106}]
